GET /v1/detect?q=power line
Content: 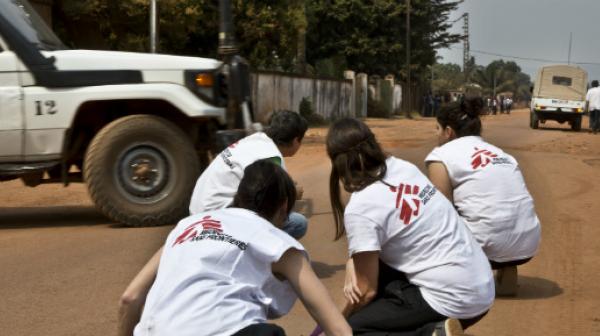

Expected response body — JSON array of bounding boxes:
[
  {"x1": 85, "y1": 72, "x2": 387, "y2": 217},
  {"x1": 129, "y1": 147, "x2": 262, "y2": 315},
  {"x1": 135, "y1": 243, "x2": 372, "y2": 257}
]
[{"x1": 448, "y1": 46, "x2": 600, "y2": 66}]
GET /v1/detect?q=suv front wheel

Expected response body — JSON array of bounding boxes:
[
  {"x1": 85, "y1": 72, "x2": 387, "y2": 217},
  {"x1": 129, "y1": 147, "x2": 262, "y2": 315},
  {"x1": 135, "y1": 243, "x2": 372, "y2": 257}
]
[{"x1": 84, "y1": 115, "x2": 200, "y2": 226}]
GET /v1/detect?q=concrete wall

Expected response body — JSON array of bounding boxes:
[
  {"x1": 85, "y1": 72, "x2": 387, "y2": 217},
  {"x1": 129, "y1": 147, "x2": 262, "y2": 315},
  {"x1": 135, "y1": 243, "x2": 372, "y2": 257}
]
[{"x1": 251, "y1": 71, "x2": 354, "y2": 123}]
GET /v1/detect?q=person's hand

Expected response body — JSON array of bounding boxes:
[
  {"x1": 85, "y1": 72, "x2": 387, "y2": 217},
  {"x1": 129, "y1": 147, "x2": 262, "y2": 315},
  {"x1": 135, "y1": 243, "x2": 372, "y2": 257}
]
[{"x1": 344, "y1": 258, "x2": 361, "y2": 305}]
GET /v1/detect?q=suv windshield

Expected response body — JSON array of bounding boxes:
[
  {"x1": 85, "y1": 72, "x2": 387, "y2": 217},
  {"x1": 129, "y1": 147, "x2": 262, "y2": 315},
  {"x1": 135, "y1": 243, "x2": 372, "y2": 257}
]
[{"x1": 0, "y1": 0, "x2": 65, "y2": 51}]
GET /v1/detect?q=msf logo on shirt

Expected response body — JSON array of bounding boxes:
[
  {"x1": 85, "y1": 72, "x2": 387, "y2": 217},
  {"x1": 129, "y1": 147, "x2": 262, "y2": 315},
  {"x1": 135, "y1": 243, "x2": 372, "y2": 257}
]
[
  {"x1": 471, "y1": 147, "x2": 498, "y2": 169},
  {"x1": 173, "y1": 216, "x2": 223, "y2": 246},
  {"x1": 390, "y1": 184, "x2": 421, "y2": 225},
  {"x1": 171, "y1": 216, "x2": 248, "y2": 250}
]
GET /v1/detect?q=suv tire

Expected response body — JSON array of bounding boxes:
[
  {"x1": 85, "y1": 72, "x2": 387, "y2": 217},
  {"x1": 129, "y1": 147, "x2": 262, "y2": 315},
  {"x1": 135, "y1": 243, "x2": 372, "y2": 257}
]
[{"x1": 84, "y1": 115, "x2": 200, "y2": 227}]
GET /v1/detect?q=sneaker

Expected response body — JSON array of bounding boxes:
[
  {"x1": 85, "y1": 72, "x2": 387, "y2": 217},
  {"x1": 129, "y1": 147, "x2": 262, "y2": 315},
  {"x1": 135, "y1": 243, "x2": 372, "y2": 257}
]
[
  {"x1": 432, "y1": 318, "x2": 463, "y2": 336},
  {"x1": 495, "y1": 265, "x2": 518, "y2": 297}
]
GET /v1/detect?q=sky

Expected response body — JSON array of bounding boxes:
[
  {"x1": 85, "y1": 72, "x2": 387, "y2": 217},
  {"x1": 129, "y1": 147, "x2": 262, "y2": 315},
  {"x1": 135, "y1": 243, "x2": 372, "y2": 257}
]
[{"x1": 437, "y1": 0, "x2": 600, "y2": 82}]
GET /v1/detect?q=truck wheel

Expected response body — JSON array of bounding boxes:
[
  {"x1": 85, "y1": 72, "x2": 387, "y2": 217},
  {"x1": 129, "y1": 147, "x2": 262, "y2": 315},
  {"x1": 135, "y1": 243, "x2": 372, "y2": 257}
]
[
  {"x1": 530, "y1": 111, "x2": 539, "y2": 129},
  {"x1": 571, "y1": 116, "x2": 582, "y2": 131},
  {"x1": 84, "y1": 115, "x2": 200, "y2": 227}
]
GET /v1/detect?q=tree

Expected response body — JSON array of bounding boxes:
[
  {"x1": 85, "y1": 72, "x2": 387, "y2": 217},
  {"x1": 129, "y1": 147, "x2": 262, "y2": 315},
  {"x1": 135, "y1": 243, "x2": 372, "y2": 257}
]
[
  {"x1": 432, "y1": 63, "x2": 463, "y2": 93},
  {"x1": 471, "y1": 60, "x2": 532, "y2": 101},
  {"x1": 305, "y1": 0, "x2": 463, "y2": 79},
  {"x1": 53, "y1": 0, "x2": 306, "y2": 71},
  {"x1": 52, "y1": 0, "x2": 462, "y2": 78}
]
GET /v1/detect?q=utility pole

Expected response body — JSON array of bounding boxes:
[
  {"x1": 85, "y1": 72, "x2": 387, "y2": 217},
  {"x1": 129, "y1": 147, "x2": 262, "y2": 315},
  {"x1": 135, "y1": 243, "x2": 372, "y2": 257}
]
[
  {"x1": 463, "y1": 13, "x2": 470, "y2": 82},
  {"x1": 150, "y1": 0, "x2": 158, "y2": 53},
  {"x1": 405, "y1": 0, "x2": 412, "y2": 119},
  {"x1": 568, "y1": 32, "x2": 573, "y2": 65}
]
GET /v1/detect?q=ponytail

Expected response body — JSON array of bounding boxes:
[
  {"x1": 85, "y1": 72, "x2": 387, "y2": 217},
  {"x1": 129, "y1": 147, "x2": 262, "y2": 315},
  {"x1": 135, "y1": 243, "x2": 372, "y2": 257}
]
[
  {"x1": 437, "y1": 97, "x2": 483, "y2": 137},
  {"x1": 326, "y1": 118, "x2": 387, "y2": 240}
]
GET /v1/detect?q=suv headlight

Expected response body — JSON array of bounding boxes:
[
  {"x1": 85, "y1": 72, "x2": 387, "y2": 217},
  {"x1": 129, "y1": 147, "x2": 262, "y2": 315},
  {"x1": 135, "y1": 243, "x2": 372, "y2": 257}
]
[{"x1": 185, "y1": 69, "x2": 227, "y2": 107}]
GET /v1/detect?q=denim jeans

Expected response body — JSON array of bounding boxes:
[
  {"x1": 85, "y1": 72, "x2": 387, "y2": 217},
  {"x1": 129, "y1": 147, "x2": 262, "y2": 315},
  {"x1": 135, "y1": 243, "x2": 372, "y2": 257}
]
[{"x1": 281, "y1": 211, "x2": 308, "y2": 239}]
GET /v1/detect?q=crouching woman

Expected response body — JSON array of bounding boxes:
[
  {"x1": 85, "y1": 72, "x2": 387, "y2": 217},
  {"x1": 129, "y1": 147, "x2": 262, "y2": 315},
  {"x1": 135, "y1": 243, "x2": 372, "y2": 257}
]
[
  {"x1": 327, "y1": 118, "x2": 495, "y2": 336},
  {"x1": 118, "y1": 160, "x2": 352, "y2": 336}
]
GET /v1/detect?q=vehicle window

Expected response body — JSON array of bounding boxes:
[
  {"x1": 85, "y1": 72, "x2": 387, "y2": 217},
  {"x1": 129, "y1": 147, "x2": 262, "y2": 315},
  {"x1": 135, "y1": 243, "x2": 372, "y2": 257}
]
[
  {"x1": 552, "y1": 76, "x2": 572, "y2": 86},
  {"x1": 0, "y1": 0, "x2": 65, "y2": 51}
]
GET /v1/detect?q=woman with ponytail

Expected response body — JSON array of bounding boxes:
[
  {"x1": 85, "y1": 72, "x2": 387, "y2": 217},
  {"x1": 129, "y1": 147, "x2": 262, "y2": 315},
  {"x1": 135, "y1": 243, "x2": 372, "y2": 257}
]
[
  {"x1": 426, "y1": 98, "x2": 541, "y2": 296},
  {"x1": 326, "y1": 118, "x2": 494, "y2": 336}
]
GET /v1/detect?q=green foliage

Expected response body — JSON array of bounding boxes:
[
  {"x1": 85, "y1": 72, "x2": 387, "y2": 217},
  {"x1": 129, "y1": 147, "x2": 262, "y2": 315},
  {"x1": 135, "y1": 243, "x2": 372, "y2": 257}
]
[
  {"x1": 431, "y1": 58, "x2": 532, "y2": 102},
  {"x1": 52, "y1": 0, "x2": 462, "y2": 78},
  {"x1": 299, "y1": 97, "x2": 326, "y2": 125},
  {"x1": 53, "y1": 0, "x2": 306, "y2": 71},
  {"x1": 305, "y1": 0, "x2": 463, "y2": 80},
  {"x1": 470, "y1": 60, "x2": 532, "y2": 100},
  {"x1": 367, "y1": 91, "x2": 389, "y2": 118},
  {"x1": 432, "y1": 63, "x2": 464, "y2": 93}
]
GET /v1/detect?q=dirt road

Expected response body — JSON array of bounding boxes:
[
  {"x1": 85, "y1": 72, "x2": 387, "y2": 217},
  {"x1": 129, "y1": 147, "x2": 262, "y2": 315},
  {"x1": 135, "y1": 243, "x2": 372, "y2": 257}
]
[{"x1": 1, "y1": 109, "x2": 599, "y2": 335}]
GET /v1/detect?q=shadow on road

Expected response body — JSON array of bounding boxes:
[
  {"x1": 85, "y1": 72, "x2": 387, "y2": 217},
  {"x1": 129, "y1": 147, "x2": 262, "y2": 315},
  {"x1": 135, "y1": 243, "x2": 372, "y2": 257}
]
[
  {"x1": 312, "y1": 261, "x2": 345, "y2": 279},
  {"x1": 0, "y1": 206, "x2": 112, "y2": 229},
  {"x1": 499, "y1": 275, "x2": 563, "y2": 300},
  {"x1": 534, "y1": 126, "x2": 592, "y2": 133}
]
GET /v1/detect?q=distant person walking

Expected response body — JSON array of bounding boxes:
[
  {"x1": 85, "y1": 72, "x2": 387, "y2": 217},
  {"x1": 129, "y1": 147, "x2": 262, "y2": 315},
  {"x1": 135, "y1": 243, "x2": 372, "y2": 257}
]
[{"x1": 586, "y1": 80, "x2": 600, "y2": 134}]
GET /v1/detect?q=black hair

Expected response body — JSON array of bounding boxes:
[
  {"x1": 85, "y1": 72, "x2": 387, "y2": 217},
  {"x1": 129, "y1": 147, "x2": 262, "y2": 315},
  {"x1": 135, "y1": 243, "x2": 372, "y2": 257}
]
[
  {"x1": 232, "y1": 159, "x2": 296, "y2": 222},
  {"x1": 326, "y1": 118, "x2": 387, "y2": 240},
  {"x1": 592, "y1": 80, "x2": 599, "y2": 88},
  {"x1": 265, "y1": 110, "x2": 308, "y2": 146},
  {"x1": 436, "y1": 97, "x2": 484, "y2": 137}
]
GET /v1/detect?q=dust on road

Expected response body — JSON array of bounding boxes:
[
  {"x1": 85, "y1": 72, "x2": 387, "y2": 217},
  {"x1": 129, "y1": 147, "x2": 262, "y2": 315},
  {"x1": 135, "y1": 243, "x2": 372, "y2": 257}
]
[{"x1": 1, "y1": 109, "x2": 599, "y2": 335}]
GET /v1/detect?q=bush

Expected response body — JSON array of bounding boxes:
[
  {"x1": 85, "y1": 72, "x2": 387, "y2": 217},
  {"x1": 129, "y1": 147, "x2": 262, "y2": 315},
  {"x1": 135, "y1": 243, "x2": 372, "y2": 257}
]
[
  {"x1": 299, "y1": 97, "x2": 326, "y2": 126},
  {"x1": 367, "y1": 94, "x2": 389, "y2": 118}
]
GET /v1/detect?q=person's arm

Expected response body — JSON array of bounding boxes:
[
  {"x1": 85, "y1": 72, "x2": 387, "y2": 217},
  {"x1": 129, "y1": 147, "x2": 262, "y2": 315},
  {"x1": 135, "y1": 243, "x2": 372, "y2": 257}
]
[
  {"x1": 272, "y1": 249, "x2": 352, "y2": 336},
  {"x1": 427, "y1": 161, "x2": 454, "y2": 203},
  {"x1": 341, "y1": 251, "x2": 380, "y2": 316},
  {"x1": 117, "y1": 247, "x2": 162, "y2": 336}
]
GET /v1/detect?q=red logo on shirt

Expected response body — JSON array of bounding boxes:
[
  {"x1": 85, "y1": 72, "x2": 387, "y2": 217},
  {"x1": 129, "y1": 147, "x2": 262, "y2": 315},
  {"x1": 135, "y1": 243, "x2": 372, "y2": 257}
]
[
  {"x1": 471, "y1": 147, "x2": 497, "y2": 169},
  {"x1": 390, "y1": 184, "x2": 421, "y2": 225},
  {"x1": 172, "y1": 216, "x2": 223, "y2": 246}
]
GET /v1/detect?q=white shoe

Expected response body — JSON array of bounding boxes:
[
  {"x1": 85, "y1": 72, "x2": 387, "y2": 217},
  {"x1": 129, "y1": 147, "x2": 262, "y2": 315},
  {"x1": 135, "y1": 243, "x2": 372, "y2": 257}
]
[
  {"x1": 432, "y1": 318, "x2": 463, "y2": 336},
  {"x1": 495, "y1": 265, "x2": 518, "y2": 296}
]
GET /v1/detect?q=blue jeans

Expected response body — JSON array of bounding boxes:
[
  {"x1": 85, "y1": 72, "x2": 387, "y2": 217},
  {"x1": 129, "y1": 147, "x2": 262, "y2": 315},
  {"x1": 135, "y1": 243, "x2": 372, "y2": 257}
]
[{"x1": 281, "y1": 212, "x2": 308, "y2": 239}]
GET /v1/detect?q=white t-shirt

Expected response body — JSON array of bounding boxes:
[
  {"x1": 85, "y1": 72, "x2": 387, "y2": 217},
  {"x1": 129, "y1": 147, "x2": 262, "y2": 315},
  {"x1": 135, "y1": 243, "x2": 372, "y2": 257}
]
[
  {"x1": 586, "y1": 87, "x2": 600, "y2": 111},
  {"x1": 425, "y1": 136, "x2": 541, "y2": 262},
  {"x1": 134, "y1": 208, "x2": 305, "y2": 336},
  {"x1": 189, "y1": 132, "x2": 284, "y2": 214},
  {"x1": 344, "y1": 157, "x2": 494, "y2": 319}
]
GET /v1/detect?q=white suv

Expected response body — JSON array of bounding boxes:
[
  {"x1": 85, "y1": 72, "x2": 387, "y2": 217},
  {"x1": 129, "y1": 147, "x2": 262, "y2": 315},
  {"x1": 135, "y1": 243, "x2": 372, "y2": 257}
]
[
  {"x1": 0, "y1": 0, "x2": 238, "y2": 226},
  {"x1": 530, "y1": 64, "x2": 587, "y2": 131}
]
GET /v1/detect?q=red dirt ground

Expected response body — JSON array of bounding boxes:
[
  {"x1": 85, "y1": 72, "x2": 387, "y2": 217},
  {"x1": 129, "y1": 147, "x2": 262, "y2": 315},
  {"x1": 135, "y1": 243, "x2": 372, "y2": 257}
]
[{"x1": 1, "y1": 109, "x2": 599, "y2": 335}]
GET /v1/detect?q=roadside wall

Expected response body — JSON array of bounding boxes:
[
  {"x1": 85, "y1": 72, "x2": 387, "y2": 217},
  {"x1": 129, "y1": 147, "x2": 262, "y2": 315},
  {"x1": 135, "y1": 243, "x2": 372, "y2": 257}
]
[{"x1": 251, "y1": 71, "x2": 355, "y2": 123}]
